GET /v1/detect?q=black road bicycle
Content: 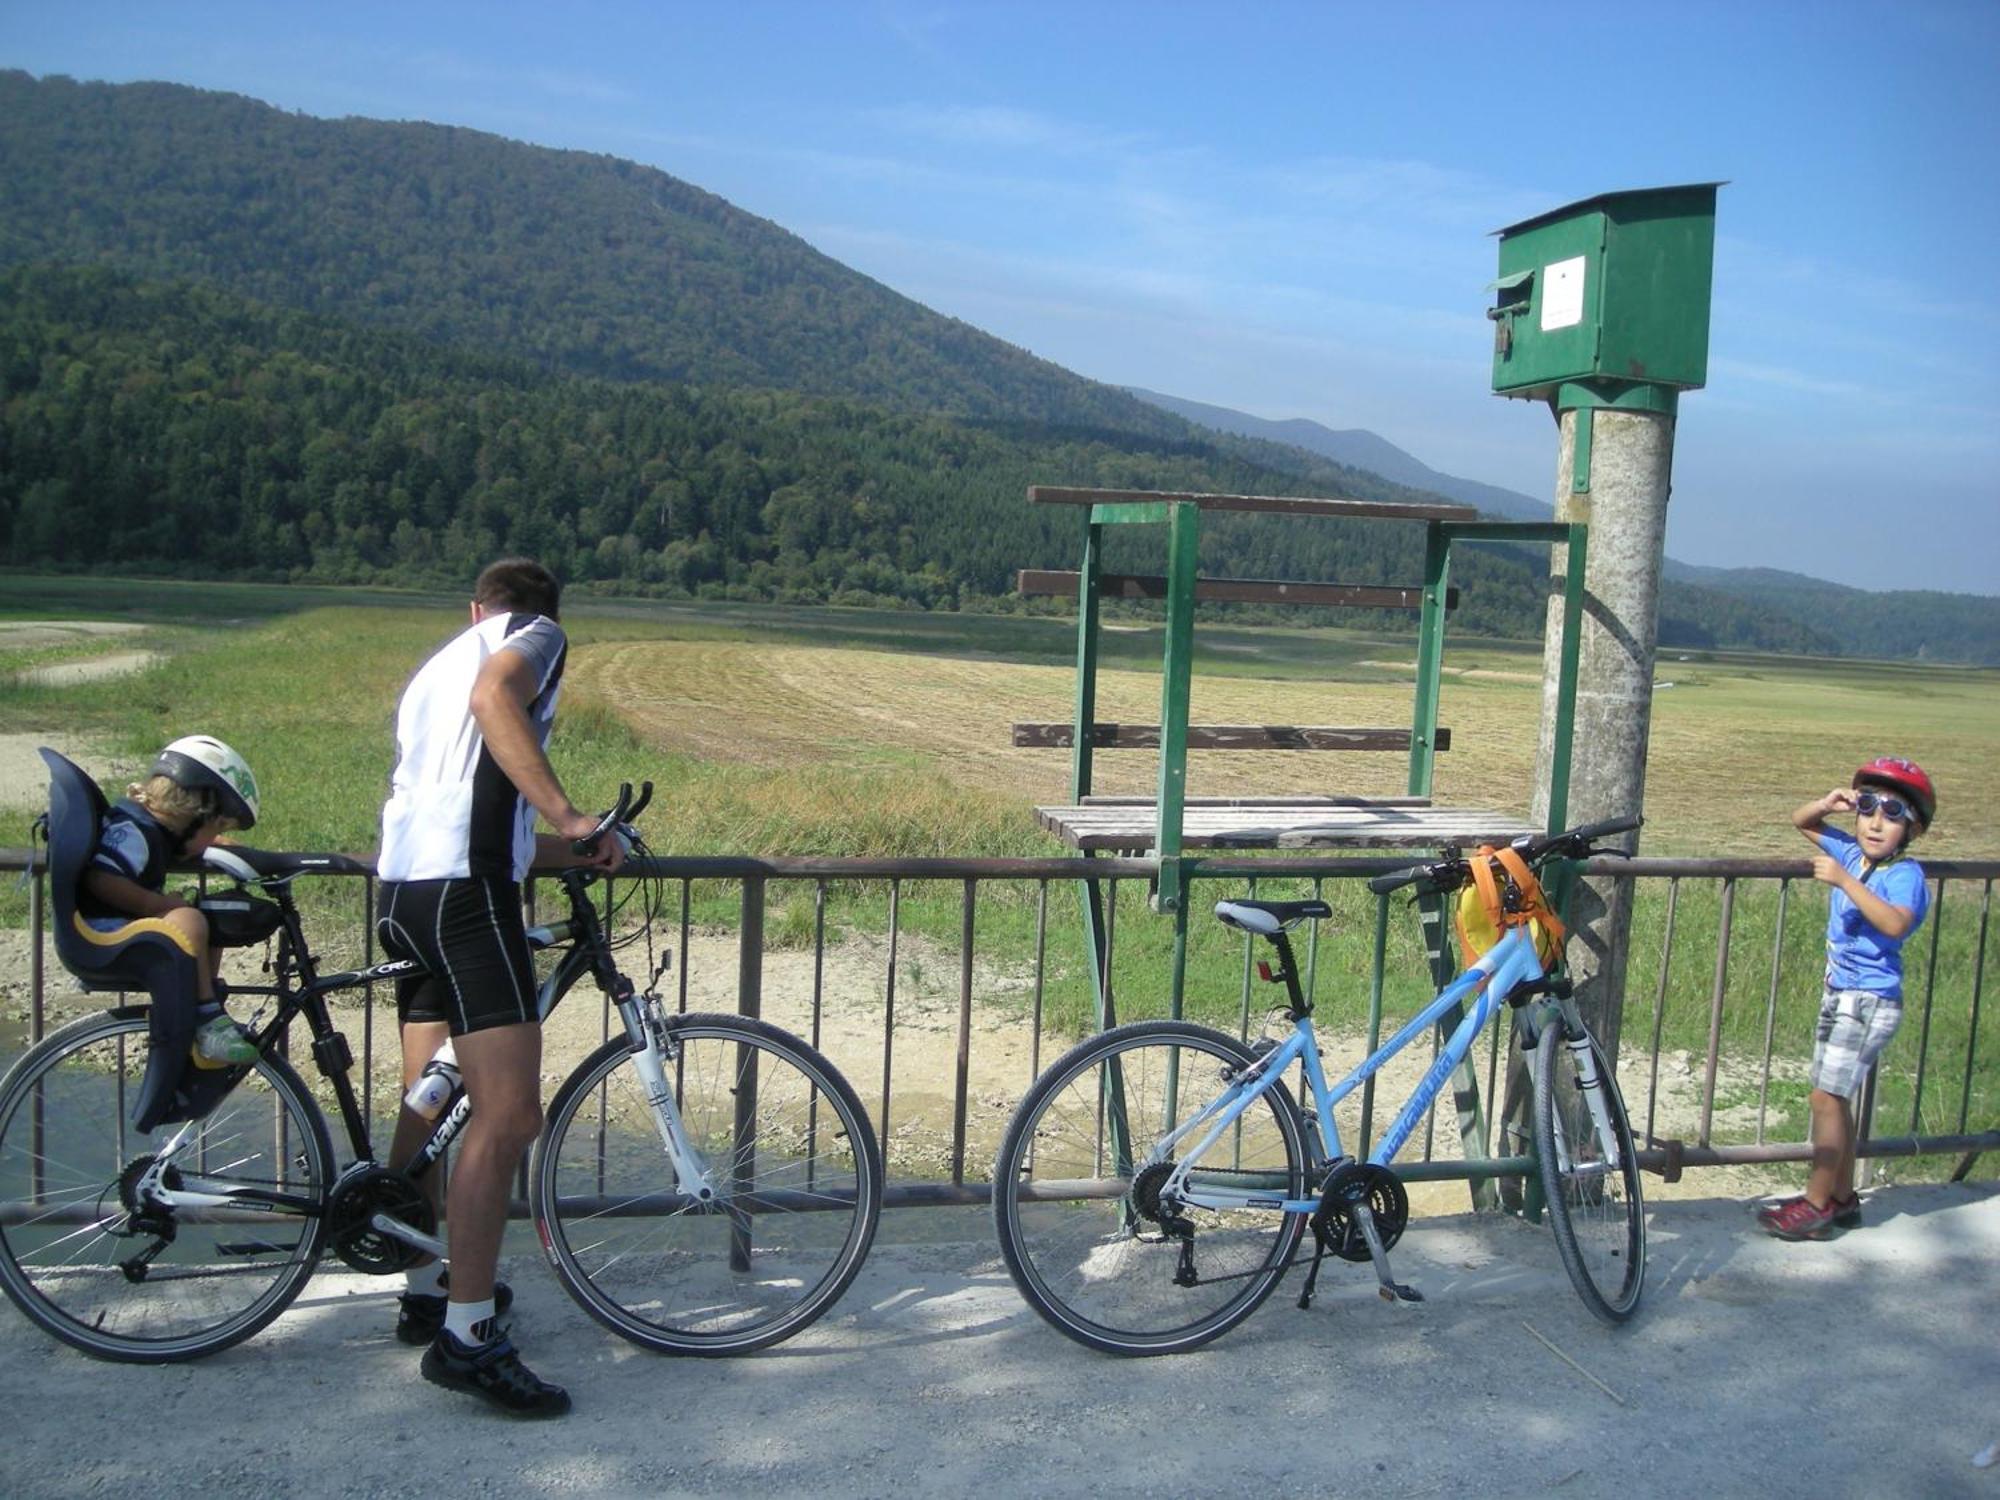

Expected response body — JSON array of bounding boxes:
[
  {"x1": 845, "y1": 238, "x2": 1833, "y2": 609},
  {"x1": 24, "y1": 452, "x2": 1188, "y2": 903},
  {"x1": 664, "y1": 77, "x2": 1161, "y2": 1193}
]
[{"x1": 0, "y1": 785, "x2": 882, "y2": 1363}]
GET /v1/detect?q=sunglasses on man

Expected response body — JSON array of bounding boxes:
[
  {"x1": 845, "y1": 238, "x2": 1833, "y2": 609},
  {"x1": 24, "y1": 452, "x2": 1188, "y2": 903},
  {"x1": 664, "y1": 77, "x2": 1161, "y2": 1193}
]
[{"x1": 1856, "y1": 790, "x2": 1913, "y2": 823}]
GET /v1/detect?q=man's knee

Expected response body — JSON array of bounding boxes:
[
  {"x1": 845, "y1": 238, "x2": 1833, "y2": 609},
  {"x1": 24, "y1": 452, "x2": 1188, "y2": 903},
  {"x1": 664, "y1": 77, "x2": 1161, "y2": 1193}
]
[{"x1": 486, "y1": 1094, "x2": 544, "y2": 1147}]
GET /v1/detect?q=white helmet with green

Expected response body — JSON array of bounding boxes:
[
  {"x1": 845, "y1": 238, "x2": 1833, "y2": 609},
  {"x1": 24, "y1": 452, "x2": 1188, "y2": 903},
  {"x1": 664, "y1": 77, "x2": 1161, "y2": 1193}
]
[{"x1": 150, "y1": 735, "x2": 261, "y2": 830}]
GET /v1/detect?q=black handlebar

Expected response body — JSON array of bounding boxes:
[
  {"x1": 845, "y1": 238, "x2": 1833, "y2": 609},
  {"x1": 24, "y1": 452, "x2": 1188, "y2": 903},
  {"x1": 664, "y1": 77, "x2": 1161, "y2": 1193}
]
[
  {"x1": 571, "y1": 780, "x2": 654, "y2": 857},
  {"x1": 1365, "y1": 814, "x2": 1642, "y2": 897},
  {"x1": 1366, "y1": 864, "x2": 1434, "y2": 896}
]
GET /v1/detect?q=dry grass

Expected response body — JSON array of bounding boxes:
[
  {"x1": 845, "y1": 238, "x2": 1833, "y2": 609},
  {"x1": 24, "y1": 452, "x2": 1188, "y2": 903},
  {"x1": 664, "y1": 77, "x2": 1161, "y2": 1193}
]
[{"x1": 565, "y1": 638, "x2": 2000, "y2": 856}]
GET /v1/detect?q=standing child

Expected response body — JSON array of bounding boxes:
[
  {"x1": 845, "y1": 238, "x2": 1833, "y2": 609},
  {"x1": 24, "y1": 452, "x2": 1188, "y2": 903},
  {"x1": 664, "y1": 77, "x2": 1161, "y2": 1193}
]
[
  {"x1": 78, "y1": 735, "x2": 264, "y2": 1067},
  {"x1": 1759, "y1": 756, "x2": 1935, "y2": 1240}
]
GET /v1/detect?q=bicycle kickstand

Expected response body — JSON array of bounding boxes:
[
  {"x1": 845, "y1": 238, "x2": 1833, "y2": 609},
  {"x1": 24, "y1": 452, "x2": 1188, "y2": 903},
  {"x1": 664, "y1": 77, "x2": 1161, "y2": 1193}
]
[{"x1": 1354, "y1": 1204, "x2": 1423, "y2": 1305}]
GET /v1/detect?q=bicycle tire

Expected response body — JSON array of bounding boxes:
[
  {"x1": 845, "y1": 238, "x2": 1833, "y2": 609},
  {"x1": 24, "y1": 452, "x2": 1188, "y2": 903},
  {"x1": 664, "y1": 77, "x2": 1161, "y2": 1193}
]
[
  {"x1": 0, "y1": 1008, "x2": 333, "y2": 1362},
  {"x1": 533, "y1": 1012, "x2": 881, "y2": 1355},
  {"x1": 1533, "y1": 1020, "x2": 1646, "y2": 1324},
  {"x1": 992, "y1": 1019, "x2": 1308, "y2": 1356}
]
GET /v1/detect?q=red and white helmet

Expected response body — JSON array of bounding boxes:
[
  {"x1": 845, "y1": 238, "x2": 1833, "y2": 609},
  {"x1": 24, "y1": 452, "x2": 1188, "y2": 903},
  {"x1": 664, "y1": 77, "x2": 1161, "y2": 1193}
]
[
  {"x1": 150, "y1": 735, "x2": 261, "y2": 830},
  {"x1": 1852, "y1": 756, "x2": 1935, "y2": 830}
]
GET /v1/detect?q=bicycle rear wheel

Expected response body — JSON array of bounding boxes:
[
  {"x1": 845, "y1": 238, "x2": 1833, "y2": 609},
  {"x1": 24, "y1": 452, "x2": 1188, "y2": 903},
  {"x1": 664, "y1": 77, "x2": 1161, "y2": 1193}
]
[
  {"x1": 992, "y1": 1020, "x2": 1308, "y2": 1356},
  {"x1": 533, "y1": 1013, "x2": 881, "y2": 1355},
  {"x1": 0, "y1": 1009, "x2": 332, "y2": 1362},
  {"x1": 1533, "y1": 1020, "x2": 1645, "y2": 1323}
]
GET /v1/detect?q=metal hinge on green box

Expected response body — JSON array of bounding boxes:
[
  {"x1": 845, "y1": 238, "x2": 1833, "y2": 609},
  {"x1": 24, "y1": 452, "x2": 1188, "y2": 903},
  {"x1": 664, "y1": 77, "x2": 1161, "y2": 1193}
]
[{"x1": 1489, "y1": 182, "x2": 1721, "y2": 492}]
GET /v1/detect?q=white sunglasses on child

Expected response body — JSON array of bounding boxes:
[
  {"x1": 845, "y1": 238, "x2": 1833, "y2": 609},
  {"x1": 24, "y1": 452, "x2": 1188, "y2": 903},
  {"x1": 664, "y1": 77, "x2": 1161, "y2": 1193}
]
[{"x1": 1855, "y1": 790, "x2": 1913, "y2": 823}]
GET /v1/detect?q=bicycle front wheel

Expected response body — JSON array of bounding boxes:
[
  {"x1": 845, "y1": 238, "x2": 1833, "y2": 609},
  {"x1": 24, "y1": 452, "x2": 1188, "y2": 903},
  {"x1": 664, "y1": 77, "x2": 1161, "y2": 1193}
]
[
  {"x1": 993, "y1": 1020, "x2": 1308, "y2": 1356},
  {"x1": 533, "y1": 1013, "x2": 881, "y2": 1355},
  {"x1": 1534, "y1": 1020, "x2": 1646, "y2": 1324},
  {"x1": 0, "y1": 1008, "x2": 333, "y2": 1362}
]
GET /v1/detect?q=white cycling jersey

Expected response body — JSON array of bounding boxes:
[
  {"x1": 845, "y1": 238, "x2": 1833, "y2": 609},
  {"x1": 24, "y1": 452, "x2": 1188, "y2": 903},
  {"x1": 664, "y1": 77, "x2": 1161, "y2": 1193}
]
[{"x1": 377, "y1": 611, "x2": 567, "y2": 883}]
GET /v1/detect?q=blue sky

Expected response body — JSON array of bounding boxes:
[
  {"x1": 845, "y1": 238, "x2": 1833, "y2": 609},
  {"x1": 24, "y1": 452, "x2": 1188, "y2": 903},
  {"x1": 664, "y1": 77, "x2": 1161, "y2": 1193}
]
[{"x1": 6, "y1": 2, "x2": 1997, "y2": 595}]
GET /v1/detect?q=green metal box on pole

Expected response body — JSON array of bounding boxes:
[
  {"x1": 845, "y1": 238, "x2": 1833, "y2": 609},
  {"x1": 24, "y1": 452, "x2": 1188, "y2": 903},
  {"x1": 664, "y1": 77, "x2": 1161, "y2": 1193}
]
[{"x1": 1489, "y1": 183, "x2": 1721, "y2": 402}]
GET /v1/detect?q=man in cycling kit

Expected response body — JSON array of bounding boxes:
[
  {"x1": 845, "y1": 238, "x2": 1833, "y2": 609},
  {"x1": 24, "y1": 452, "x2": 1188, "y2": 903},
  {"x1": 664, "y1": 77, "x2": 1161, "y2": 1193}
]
[{"x1": 376, "y1": 557, "x2": 623, "y2": 1418}]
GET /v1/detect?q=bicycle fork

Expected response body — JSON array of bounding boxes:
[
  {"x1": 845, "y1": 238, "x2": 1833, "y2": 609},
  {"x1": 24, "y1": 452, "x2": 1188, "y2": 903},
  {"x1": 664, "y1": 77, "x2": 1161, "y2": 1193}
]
[
  {"x1": 614, "y1": 991, "x2": 727, "y2": 1215},
  {"x1": 1549, "y1": 1022, "x2": 1623, "y2": 1177}
]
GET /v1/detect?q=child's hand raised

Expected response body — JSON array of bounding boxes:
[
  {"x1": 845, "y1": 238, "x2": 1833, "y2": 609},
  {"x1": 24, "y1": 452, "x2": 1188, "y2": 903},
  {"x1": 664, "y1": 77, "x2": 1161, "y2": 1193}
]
[{"x1": 1822, "y1": 788, "x2": 1856, "y2": 816}]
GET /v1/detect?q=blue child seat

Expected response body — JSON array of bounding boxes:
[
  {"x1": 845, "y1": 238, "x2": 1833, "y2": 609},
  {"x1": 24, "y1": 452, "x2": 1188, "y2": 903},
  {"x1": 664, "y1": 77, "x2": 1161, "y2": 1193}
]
[{"x1": 37, "y1": 747, "x2": 229, "y2": 1131}]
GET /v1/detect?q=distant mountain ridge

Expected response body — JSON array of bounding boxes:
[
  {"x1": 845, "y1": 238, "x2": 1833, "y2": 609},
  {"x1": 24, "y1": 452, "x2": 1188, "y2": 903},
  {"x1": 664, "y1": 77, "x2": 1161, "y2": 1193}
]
[
  {"x1": 1124, "y1": 388, "x2": 2000, "y2": 665},
  {"x1": 0, "y1": 71, "x2": 1991, "y2": 663},
  {"x1": 1124, "y1": 387, "x2": 1549, "y2": 520}
]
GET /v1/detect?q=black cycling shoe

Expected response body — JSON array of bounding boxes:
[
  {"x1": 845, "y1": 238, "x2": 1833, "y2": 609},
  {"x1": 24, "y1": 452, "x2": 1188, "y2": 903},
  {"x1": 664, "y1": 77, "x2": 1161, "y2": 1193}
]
[
  {"x1": 421, "y1": 1328, "x2": 571, "y2": 1419},
  {"x1": 396, "y1": 1278, "x2": 515, "y2": 1345}
]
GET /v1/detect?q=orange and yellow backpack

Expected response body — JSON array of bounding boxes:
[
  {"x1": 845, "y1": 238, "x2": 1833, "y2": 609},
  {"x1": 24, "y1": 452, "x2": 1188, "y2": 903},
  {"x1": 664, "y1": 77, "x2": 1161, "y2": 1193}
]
[{"x1": 1453, "y1": 843, "x2": 1567, "y2": 970}]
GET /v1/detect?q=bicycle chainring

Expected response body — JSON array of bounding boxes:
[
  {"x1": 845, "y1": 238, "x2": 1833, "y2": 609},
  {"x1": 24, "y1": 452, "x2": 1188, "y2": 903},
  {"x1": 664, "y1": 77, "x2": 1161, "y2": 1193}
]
[
  {"x1": 1130, "y1": 1160, "x2": 1179, "y2": 1226},
  {"x1": 1311, "y1": 1161, "x2": 1410, "y2": 1264},
  {"x1": 325, "y1": 1164, "x2": 434, "y2": 1274},
  {"x1": 112, "y1": 1154, "x2": 178, "y2": 1240}
]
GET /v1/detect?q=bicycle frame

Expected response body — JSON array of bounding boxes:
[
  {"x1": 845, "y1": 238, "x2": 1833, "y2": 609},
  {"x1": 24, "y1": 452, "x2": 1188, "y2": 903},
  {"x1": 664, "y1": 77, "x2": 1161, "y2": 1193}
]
[
  {"x1": 1156, "y1": 919, "x2": 1556, "y2": 1217},
  {"x1": 130, "y1": 862, "x2": 720, "y2": 1244}
]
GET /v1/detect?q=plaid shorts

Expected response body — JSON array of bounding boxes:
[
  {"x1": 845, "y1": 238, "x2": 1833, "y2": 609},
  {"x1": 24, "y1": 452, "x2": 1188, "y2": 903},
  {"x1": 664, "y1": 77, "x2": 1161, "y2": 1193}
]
[{"x1": 1810, "y1": 987, "x2": 1902, "y2": 1098}]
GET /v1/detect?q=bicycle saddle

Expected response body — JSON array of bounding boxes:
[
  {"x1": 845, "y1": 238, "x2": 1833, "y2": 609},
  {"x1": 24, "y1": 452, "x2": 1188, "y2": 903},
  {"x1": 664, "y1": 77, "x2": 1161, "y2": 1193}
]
[
  {"x1": 1213, "y1": 898, "x2": 1331, "y2": 935},
  {"x1": 202, "y1": 845, "x2": 373, "y2": 882}
]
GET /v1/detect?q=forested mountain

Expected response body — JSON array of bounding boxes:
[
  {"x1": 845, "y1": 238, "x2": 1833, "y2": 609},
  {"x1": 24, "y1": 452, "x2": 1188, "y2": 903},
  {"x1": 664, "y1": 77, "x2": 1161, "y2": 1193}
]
[
  {"x1": 0, "y1": 70, "x2": 1971, "y2": 661},
  {"x1": 1660, "y1": 564, "x2": 2000, "y2": 666},
  {"x1": 0, "y1": 69, "x2": 1180, "y2": 436},
  {"x1": 0, "y1": 264, "x2": 1546, "y2": 627}
]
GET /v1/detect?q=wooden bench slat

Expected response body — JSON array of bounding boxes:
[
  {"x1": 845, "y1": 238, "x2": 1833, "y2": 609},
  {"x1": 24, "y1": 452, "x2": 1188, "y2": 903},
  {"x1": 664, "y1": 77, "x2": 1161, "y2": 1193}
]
[
  {"x1": 1016, "y1": 569, "x2": 1456, "y2": 612},
  {"x1": 1026, "y1": 486, "x2": 1475, "y2": 522},
  {"x1": 1013, "y1": 724, "x2": 1451, "y2": 752},
  {"x1": 1078, "y1": 795, "x2": 1432, "y2": 808},
  {"x1": 1032, "y1": 801, "x2": 1533, "y2": 852}
]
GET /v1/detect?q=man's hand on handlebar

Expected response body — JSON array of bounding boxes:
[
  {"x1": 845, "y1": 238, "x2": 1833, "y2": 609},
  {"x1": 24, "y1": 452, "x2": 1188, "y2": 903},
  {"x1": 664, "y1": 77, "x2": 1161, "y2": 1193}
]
[
  {"x1": 553, "y1": 809, "x2": 627, "y2": 874},
  {"x1": 558, "y1": 781, "x2": 653, "y2": 875}
]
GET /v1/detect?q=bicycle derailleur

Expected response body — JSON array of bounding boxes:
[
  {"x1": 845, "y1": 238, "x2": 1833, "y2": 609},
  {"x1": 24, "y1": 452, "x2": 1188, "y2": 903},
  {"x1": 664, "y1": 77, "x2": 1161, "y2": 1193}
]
[
  {"x1": 1130, "y1": 1160, "x2": 1202, "y2": 1288},
  {"x1": 105, "y1": 1154, "x2": 179, "y2": 1282},
  {"x1": 1298, "y1": 1160, "x2": 1421, "y2": 1309}
]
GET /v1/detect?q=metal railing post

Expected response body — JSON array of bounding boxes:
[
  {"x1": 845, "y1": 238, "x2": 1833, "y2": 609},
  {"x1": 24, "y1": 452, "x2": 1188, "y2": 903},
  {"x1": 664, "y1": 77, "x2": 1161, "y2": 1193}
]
[{"x1": 731, "y1": 876, "x2": 765, "y2": 1271}]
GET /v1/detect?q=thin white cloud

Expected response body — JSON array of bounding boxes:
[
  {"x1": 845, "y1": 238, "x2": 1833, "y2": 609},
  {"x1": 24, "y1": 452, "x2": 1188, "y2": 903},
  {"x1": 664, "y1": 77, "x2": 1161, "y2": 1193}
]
[
  {"x1": 867, "y1": 102, "x2": 1147, "y2": 156},
  {"x1": 401, "y1": 49, "x2": 633, "y2": 106},
  {"x1": 1708, "y1": 358, "x2": 1878, "y2": 401}
]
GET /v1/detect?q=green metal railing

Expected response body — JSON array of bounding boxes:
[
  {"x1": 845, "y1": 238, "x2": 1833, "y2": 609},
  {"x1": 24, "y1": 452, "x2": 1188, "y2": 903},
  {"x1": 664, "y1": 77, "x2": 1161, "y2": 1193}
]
[{"x1": 5, "y1": 847, "x2": 1995, "y2": 1211}]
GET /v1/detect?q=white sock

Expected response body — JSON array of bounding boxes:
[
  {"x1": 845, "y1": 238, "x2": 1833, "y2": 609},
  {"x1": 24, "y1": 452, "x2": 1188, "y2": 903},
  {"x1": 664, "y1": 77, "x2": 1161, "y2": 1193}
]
[
  {"x1": 443, "y1": 1297, "x2": 497, "y2": 1345},
  {"x1": 404, "y1": 1262, "x2": 446, "y2": 1297}
]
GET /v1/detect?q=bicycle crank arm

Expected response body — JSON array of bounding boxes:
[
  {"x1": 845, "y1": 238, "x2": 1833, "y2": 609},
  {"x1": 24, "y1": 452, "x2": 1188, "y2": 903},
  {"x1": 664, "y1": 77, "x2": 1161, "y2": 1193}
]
[
  {"x1": 1355, "y1": 1205, "x2": 1423, "y2": 1304},
  {"x1": 369, "y1": 1212, "x2": 447, "y2": 1260}
]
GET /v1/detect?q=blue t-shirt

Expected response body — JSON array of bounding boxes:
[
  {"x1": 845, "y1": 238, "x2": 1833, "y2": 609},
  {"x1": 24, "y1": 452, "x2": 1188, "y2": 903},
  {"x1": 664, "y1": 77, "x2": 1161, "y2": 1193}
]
[
  {"x1": 1818, "y1": 827, "x2": 1927, "y2": 998},
  {"x1": 78, "y1": 799, "x2": 179, "y2": 921}
]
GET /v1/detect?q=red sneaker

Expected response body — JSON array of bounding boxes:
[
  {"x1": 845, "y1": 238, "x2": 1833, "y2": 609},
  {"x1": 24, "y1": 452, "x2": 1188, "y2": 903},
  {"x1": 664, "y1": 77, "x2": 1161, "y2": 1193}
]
[
  {"x1": 1759, "y1": 1196, "x2": 1836, "y2": 1240},
  {"x1": 1759, "y1": 1192, "x2": 1863, "y2": 1231}
]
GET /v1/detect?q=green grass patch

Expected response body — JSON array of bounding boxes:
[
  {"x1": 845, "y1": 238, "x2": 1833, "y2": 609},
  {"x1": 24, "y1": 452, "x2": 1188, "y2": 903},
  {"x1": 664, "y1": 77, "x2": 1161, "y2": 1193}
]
[{"x1": 4, "y1": 577, "x2": 1995, "y2": 1178}]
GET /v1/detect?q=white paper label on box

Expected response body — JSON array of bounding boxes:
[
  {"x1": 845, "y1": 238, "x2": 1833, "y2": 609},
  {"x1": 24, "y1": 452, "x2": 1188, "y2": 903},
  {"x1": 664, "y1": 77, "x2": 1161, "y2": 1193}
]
[{"x1": 1541, "y1": 255, "x2": 1587, "y2": 332}]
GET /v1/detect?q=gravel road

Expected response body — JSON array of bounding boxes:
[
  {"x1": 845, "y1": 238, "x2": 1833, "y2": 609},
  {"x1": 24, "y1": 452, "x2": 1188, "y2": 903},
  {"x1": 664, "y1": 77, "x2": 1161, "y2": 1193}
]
[{"x1": 0, "y1": 1183, "x2": 1993, "y2": 1499}]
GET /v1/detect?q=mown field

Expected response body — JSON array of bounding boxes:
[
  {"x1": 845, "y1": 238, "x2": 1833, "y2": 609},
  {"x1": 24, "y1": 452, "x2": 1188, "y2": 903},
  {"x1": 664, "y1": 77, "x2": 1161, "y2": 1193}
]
[{"x1": 4, "y1": 574, "x2": 1996, "y2": 1176}]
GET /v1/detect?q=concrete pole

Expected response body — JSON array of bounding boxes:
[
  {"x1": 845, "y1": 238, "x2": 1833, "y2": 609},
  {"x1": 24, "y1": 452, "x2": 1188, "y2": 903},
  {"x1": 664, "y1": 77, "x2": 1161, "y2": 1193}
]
[
  {"x1": 1497, "y1": 404, "x2": 1674, "y2": 1192},
  {"x1": 1532, "y1": 404, "x2": 1674, "y2": 1058}
]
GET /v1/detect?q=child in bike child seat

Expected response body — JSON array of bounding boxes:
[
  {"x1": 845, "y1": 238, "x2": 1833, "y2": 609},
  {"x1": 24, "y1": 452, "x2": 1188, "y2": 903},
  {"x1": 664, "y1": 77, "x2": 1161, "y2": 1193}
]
[
  {"x1": 77, "y1": 736, "x2": 264, "y2": 1068},
  {"x1": 1759, "y1": 756, "x2": 1935, "y2": 1240}
]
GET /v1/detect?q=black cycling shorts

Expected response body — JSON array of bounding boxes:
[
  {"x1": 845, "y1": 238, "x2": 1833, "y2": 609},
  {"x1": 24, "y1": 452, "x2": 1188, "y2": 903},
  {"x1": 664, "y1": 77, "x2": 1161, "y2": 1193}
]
[{"x1": 376, "y1": 877, "x2": 538, "y2": 1036}]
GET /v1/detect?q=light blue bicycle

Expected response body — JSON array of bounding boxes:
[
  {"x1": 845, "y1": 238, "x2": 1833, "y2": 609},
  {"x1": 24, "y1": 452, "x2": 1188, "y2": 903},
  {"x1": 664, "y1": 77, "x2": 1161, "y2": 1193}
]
[{"x1": 992, "y1": 816, "x2": 1645, "y2": 1355}]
